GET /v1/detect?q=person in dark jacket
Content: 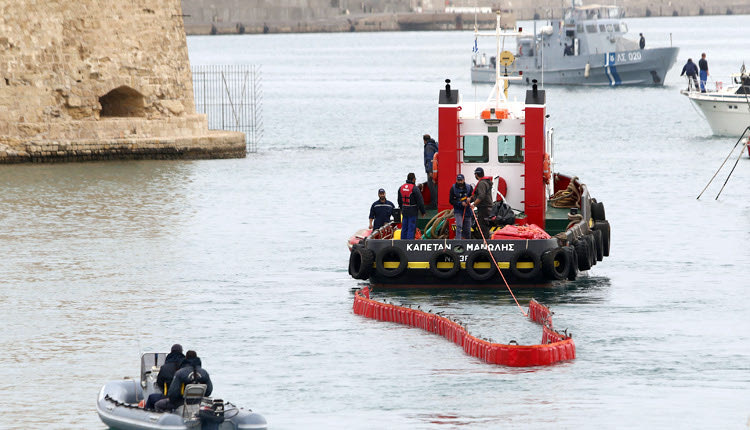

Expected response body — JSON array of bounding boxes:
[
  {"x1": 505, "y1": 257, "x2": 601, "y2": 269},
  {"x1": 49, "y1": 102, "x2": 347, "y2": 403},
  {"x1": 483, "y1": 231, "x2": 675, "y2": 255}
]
[
  {"x1": 470, "y1": 167, "x2": 493, "y2": 240},
  {"x1": 369, "y1": 188, "x2": 395, "y2": 230},
  {"x1": 155, "y1": 350, "x2": 213, "y2": 412},
  {"x1": 145, "y1": 344, "x2": 185, "y2": 409},
  {"x1": 423, "y1": 134, "x2": 439, "y2": 180},
  {"x1": 639, "y1": 33, "x2": 645, "y2": 50},
  {"x1": 449, "y1": 174, "x2": 473, "y2": 239},
  {"x1": 681, "y1": 58, "x2": 699, "y2": 91},
  {"x1": 397, "y1": 172, "x2": 425, "y2": 240},
  {"x1": 699, "y1": 53, "x2": 709, "y2": 92}
]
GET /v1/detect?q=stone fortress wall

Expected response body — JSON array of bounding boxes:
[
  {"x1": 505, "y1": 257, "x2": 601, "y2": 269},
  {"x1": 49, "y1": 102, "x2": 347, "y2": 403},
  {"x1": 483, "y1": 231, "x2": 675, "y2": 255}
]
[
  {"x1": 181, "y1": 0, "x2": 750, "y2": 34},
  {"x1": 0, "y1": 0, "x2": 245, "y2": 163}
]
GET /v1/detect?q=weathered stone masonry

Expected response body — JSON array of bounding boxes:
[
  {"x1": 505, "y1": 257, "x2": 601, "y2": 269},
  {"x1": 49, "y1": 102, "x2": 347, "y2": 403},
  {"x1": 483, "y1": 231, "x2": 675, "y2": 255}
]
[{"x1": 0, "y1": 0, "x2": 245, "y2": 163}]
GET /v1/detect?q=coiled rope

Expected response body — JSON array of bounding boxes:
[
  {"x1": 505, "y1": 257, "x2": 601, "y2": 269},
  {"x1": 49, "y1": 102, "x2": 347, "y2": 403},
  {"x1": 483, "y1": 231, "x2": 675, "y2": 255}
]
[
  {"x1": 549, "y1": 176, "x2": 581, "y2": 208},
  {"x1": 423, "y1": 209, "x2": 454, "y2": 239}
]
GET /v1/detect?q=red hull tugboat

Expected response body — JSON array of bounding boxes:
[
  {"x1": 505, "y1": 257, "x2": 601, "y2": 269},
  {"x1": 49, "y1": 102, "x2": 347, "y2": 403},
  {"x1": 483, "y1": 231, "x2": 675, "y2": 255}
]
[{"x1": 348, "y1": 28, "x2": 610, "y2": 288}]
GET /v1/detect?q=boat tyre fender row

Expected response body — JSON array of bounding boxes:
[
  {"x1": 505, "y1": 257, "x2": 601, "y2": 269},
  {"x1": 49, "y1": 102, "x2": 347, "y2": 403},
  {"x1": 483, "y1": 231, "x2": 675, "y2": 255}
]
[
  {"x1": 593, "y1": 220, "x2": 611, "y2": 257},
  {"x1": 349, "y1": 245, "x2": 375, "y2": 280},
  {"x1": 563, "y1": 245, "x2": 578, "y2": 280},
  {"x1": 465, "y1": 249, "x2": 497, "y2": 281},
  {"x1": 429, "y1": 249, "x2": 461, "y2": 279}
]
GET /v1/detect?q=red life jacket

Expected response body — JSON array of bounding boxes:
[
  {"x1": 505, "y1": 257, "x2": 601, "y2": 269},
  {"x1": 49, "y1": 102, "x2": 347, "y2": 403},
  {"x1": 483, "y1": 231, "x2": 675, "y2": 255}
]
[{"x1": 400, "y1": 183, "x2": 415, "y2": 206}]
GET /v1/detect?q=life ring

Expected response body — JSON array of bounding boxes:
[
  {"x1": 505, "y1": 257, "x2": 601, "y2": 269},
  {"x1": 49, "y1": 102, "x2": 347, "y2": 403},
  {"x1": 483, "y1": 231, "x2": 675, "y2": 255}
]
[
  {"x1": 543, "y1": 153, "x2": 551, "y2": 185},
  {"x1": 594, "y1": 220, "x2": 610, "y2": 257},
  {"x1": 375, "y1": 246, "x2": 408, "y2": 278},
  {"x1": 593, "y1": 229, "x2": 604, "y2": 261},
  {"x1": 509, "y1": 248, "x2": 542, "y2": 280},
  {"x1": 541, "y1": 248, "x2": 569, "y2": 281},
  {"x1": 465, "y1": 249, "x2": 497, "y2": 281},
  {"x1": 432, "y1": 153, "x2": 438, "y2": 181},
  {"x1": 574, "y1": 238, "x2": 591, "y2": 271},
  {"x1": 428, "y1": 249, "x2": 460, "y2": 279},
  {"x1": 564, "y1": 245, "x2": 578, "y2": 280},
  {"x1": 349, "y1": 245, "x2": 375, "y2": 280}
]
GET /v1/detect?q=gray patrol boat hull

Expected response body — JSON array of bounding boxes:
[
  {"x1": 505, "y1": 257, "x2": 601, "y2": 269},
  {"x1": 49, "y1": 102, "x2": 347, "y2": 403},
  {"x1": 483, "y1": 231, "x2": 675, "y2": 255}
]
[{"x1": 472, "y1": 47, "x2": 679, "y2": 86}]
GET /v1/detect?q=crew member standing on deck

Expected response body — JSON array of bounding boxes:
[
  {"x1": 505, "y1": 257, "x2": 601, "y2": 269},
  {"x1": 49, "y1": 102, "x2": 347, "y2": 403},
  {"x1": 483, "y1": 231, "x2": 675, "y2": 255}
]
[
  {"x1": 423, "y1": 134, "x2": 439, "y2": 208},
  {"x1": 699, "y1": 53, "x2": 709, "y2": 93},
  {"x1": 368, "y1": 188, "x2": 395, "y2": 231},
  {"x1": 680, "y1": 58, "x2": 699, "y2": 91},
  {"x1": 470, "y1": 167, "x2": 493, "y2": 240},
  {"x1": 397, "y1": 172, "x2": 425, "y2": 240},
  {"x1": 639, "y1": 33, "x2": 645, "y2": 49},
  {"x1": 449, "y1": 174, "x2": 473, "y2": 239}
]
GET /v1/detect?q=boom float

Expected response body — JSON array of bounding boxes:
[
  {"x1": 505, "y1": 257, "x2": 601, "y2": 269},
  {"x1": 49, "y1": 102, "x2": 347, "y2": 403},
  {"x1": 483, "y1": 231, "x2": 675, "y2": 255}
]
[{"x1": 353, "y1": 287, "x2": 575, "y2": 366}]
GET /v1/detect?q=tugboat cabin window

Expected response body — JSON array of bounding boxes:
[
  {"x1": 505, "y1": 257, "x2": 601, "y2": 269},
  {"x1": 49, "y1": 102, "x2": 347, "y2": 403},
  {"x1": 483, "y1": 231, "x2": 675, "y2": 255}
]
[
  {"x1": 463, "y1": 135, "x2": 489, "y2": 163},
  {"x1": 497, "y1": 136, "x2": 524, "y2": 163},
  {"x1": 576, "y1": 24, "x2": 584, "y2": 33},
  {"x1": 585, "y1": 24, "x2": 597, "y2": 33}
]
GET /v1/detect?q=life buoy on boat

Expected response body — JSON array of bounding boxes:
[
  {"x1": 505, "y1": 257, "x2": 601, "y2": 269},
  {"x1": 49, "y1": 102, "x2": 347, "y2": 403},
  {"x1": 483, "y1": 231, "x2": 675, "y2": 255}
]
[
  {"x1": 375, "y1": 246, "x2": 408, "y2": 278},
  {"x1": 428, "y1": 249, "x2": 460, "y2": 279},
  {"x1": 432, "y1": 153, "x2": 438, "y2": 181},
  {"x1": 541, "y1": 248, "x2": 569, "y2": 281},
  {"x1": 465, "y1": 249, "x2": 498, "y2": 281},
  {"x1": 509, "y1": 248, "x2": 542, "y2": 280},
  {"x1": 543, "y1": 153, "x2": 551, "y2": 185}
]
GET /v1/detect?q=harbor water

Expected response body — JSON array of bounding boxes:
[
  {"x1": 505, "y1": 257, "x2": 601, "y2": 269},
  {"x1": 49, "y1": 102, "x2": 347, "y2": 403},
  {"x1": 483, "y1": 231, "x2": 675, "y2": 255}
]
[{"x1": 1, "y1": 14, "x2": 749, "y2": 429}]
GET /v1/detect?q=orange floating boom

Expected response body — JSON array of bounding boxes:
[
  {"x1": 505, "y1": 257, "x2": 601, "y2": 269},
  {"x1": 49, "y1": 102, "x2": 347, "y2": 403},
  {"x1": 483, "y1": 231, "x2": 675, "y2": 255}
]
[{"x1": 353, "y1": 287, "x2": 575, "y2": 367}]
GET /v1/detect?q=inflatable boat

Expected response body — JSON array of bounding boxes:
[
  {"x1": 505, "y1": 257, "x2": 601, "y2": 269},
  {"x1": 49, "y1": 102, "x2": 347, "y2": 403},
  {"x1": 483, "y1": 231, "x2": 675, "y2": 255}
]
[{"x1": 96, "y1": 353, "x2": 266, "y2": 430}]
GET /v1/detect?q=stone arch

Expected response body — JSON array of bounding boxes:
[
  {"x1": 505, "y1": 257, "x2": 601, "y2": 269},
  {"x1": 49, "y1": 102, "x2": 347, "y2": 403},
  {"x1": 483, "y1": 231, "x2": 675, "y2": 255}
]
[{"x1": 99, "y1": 86, "x2": 146, "y2": 117}]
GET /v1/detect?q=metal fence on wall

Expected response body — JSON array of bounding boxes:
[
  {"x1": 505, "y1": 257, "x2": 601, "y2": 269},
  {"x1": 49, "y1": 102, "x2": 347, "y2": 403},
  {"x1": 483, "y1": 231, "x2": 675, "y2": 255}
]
[{"x1": 192, "y1": 64, "x2": 263, "y2": 153}]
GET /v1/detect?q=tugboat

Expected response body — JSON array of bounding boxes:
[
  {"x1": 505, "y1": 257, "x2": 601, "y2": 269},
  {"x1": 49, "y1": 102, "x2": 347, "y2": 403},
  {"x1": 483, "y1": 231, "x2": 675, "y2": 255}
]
[
  {"x1": 471, "y1": 2, "x2": 679, "y2": 86},
  {"x1": 680, "y1": 64, "x2": 750, "y2": 136},
  {"x1": 96, "y1": 352, "x2": 267, "y2": 430},
  {"x1": 348, "y1": 17, "x2": 611, "y2": 288}
]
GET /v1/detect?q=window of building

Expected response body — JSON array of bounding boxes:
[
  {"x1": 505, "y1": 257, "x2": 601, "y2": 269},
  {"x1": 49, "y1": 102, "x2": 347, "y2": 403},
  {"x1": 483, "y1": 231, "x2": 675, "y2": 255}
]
[
  {"x1": 613, "y1": 23, "x2": 621, "y2": 32},
  {"x1": 599, "y1": 24, "x2": 606, "y2": 32},
  {"x1": 586, "y1": 24, "x2": 597, "y2": 33},
  {"x1": 497, "y1": 135, "x2": 523, "y2": 163},
  {"x1": 606, "y1": 24, "x2": 614, "y2": 32},
  {"x1": 463, "y1": 135, "x2": 489, "y2": 163}
]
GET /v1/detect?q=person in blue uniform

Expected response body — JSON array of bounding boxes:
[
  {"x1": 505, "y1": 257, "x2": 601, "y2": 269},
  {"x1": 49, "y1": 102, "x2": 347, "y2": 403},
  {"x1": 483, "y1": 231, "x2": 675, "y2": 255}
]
[
  {"x1": 423, "y1": 134, "x2": 439, "y2": 180},
  {"x1": 155, "y1": 350, "x2": 213, "y2": 412},
  {"x1": 368, "y1": 188, "x2": 395, "y2": 230},
  {"x1": 449, "y1": 174, "x2": 473, "y2": 239},
  {"x1": 699, "y1": 53, "x2": 709, "y2": 93},
  {"x1": 397, "y1": 173, "x2": 425, "y2": 240},
  {"x1": 680, "y1": 58, "x2": 699, "y2": 91}
]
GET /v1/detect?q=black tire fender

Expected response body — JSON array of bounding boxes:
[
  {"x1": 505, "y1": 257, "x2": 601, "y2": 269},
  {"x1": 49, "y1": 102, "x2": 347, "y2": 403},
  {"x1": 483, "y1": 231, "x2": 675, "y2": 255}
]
[
  {"x1": 375, "y1": 246, "x2": 408, "y2": 278},
  {"x1": 591, "y1": 200, "x2": 606, "y2": 221},
  {"x1": 574, "y1": 238, "x2": 591, "y2": 271},
  {"x1": 594, "y1": 220, "x2": 610, "y2": 257},
  {"x1": 564, "y1": 245, "x2": 578, "y2": 281},
  {"x1": 349, "y1": 245, "x2": 375, "y2": 280},
  {"x1": 428, "y1": 249, "x2": 461, "y2": 279},
  {"x1": 465, "y1": 249, "x2": 497, "y2": 281},
  {"x1": 509, "y1": 248, "x2": 542, "y2": 280},
  {"x1": 593, "y1": 229, "x2": 604, "y2": 262},
  {"x1": 541, "y1": 248, "x2": 569, "y2": 281}
]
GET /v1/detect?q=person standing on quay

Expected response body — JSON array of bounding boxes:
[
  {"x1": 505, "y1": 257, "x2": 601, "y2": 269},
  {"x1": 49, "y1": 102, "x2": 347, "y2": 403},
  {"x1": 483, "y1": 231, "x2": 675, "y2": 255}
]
[
  {"x1": 699, "y1": 53, "x2": 709, "y2": 93},
  {"x1": 397, "y1": 172, "x2": 425, "y2": 240}
]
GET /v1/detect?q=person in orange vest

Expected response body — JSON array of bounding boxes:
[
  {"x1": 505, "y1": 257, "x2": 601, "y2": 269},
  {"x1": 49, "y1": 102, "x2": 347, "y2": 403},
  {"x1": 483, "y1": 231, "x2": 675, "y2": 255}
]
[{"x1": 397, "y1": 172, "x2": 425, "y2": 240}]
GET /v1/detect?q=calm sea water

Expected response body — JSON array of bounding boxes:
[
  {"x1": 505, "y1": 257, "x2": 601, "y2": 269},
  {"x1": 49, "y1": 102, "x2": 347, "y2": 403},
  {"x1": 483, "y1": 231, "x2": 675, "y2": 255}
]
[{"x1": 2, "y1": 14, "x2": 749, "y2": 430}]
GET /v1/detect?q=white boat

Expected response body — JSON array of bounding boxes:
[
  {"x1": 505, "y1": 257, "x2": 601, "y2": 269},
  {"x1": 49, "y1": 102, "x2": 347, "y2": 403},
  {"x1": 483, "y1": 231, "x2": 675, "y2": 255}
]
[{"x1": 681, "y1": 66, "x2": 750, "y2": 136}]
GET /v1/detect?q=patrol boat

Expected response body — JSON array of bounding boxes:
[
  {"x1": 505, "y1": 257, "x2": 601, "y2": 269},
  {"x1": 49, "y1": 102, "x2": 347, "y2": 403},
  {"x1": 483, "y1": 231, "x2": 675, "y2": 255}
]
[
  {"x1": 471, "y1": 3, "x2": 679, "y2": 86},
  {"x1": 96, "y1": 352, "x2": 267, "y2": 430},
  {"x1": 347, "y1": 19, "x2": 611, "y2": 288},
  {"x1": 680, "y1": 65, "x2": 750, "y2": 136}
]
